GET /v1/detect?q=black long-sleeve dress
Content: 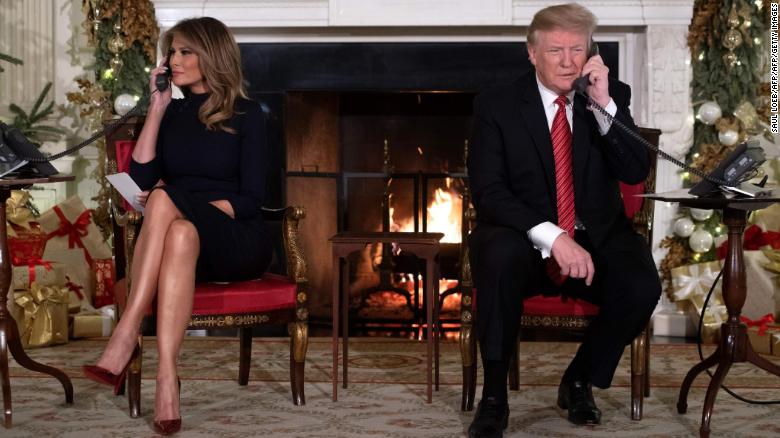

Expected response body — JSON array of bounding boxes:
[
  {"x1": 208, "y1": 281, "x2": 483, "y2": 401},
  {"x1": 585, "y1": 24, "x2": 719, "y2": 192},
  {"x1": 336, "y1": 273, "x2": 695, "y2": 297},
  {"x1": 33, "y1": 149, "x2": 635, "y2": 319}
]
[{"x1": 130, "y1": 92, "x2": 272, "y2": 282}]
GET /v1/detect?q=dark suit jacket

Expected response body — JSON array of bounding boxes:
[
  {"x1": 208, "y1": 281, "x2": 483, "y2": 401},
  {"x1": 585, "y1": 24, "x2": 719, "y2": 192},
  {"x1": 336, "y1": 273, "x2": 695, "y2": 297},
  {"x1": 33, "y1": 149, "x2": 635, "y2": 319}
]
[{"x1": 467, "y1": 71, "x2": 650, "y2": 250}]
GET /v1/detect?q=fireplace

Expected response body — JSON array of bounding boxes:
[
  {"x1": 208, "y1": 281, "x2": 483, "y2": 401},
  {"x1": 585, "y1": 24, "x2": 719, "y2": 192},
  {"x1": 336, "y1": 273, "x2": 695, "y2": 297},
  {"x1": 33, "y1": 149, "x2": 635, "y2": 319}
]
[{"x1": 238, "y1": 41, "x2": 620, "y2": 329}]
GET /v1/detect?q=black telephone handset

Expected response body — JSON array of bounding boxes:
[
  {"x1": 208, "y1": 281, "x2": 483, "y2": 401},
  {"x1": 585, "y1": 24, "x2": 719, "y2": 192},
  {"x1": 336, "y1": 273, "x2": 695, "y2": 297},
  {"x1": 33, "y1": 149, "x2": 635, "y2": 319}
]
[
  {"x1": 572, "y1": 41, "x2": 600, "y2": 94},
  {"x1": 155, "y1": 59, "x2": 171, "y2": 92}
]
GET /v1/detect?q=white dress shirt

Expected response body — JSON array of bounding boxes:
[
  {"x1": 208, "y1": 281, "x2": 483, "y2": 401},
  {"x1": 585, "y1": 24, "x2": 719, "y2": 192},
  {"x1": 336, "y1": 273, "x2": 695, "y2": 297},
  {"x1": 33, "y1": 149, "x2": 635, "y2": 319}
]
[{"x1": 526, "y1": 75, "x2": 618, "y2": 258}]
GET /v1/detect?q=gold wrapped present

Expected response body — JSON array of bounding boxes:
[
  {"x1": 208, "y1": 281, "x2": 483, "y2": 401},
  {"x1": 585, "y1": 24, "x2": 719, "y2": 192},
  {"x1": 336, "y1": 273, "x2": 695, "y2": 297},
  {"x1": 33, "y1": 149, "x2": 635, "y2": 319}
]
[
  {"x1": 69, "y1": 305, "x2": 115, "y2": 338},
  {"x1": 699, "y1": 304, "x2": 727, "y2": 344},
  {"x1": 772, "y1": 332, "x2": 780, "y2": 357},
  {"x1": 13, "y1": 283, "x2": 69, "y2": 348},
  {"x1": 741, "y1": 314, "x2": 777, "y2": 355},
  {"x1": 6, "y1": 190, "x2": 36, "y2": 237}
]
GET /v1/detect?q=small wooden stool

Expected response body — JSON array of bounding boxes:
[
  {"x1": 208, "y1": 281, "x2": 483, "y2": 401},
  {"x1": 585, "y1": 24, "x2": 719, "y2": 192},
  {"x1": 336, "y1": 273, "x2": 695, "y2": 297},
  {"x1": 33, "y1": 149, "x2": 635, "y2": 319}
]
[{"x1": 330, "y1": 231, "x2": 443, "y2": 403}]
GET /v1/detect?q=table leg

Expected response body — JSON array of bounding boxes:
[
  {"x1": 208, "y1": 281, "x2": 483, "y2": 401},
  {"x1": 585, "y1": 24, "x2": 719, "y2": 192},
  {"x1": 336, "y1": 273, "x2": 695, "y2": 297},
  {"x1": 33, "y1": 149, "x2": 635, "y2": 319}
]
[
  {"x1": 332, "y1": 254, "x2": 339, "y2": 402},
  {"x1": 676, "y1": 345, "x2": 720, "y2": 414},
  {"x1": 434, "y1": 262, "x2": 440, "y2": 392},
  {"x1": 342, "y1": 260, "x2": 349, "y2": 389},
  {"x1": 1, "y1": 323, "x2": 11, "y2": 428},
  {"x1": 425, "y1": 258, "x2": 433, "y2": 403}
]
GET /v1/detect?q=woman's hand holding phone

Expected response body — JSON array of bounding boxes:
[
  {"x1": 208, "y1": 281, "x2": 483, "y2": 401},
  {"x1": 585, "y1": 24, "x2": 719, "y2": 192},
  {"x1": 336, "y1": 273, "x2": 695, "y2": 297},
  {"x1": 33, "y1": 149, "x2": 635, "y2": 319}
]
[{"x1": 148, "y1": 57, "x2": 172, "y2": 115}]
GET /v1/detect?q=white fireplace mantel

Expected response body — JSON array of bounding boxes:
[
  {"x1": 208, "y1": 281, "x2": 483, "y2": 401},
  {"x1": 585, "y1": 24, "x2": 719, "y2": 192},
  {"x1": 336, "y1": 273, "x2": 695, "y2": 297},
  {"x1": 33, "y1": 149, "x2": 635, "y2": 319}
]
[{"x1": 153, "y1": 0, "x2": 693, "y2": 28}]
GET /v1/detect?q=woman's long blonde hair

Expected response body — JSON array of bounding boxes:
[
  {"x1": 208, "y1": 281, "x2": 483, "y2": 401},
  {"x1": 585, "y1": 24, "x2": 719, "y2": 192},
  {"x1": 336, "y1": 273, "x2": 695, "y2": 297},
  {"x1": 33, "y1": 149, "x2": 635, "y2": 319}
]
[{"x1": 161, "y1": 17, "x2": 247, "y2": 133}]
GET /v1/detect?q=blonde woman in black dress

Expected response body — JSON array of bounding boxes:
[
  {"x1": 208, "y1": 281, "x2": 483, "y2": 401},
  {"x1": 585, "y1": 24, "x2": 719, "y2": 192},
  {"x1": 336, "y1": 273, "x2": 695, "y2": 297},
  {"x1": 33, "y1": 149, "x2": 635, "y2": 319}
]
[{"x1": 83, "y1": 17, "x2": 272, "y2": 435}]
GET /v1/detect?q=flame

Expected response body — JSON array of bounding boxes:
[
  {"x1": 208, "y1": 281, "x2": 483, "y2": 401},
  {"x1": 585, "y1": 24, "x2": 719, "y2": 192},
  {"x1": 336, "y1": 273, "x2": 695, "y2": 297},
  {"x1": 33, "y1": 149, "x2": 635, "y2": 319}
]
[
  {"x1": 389, "y1": 178, "x2": 462, "y2": 243},
  {"x1": 427, "y1": 179, "x2": 462, "y2": 243}
]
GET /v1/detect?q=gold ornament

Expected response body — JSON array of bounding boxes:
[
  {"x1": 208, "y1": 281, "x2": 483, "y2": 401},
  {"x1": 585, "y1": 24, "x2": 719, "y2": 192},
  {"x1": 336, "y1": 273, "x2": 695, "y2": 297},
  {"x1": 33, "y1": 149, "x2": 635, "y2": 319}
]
[
  {"x1": 722, "y1": 51, "x2": 738, "y2": 69},
  {"x1": 722, "y1": 29, "x2": 743, "y2": 50},
  {"x1": 726, "y1": 4, "x2": 740, "y2": 28},
  {"x1": 109, "y1": 55, "x2": 123, "y2": 73},
  {"x1": 108, "y1": 34, "x2": 125, "y2": 54}
]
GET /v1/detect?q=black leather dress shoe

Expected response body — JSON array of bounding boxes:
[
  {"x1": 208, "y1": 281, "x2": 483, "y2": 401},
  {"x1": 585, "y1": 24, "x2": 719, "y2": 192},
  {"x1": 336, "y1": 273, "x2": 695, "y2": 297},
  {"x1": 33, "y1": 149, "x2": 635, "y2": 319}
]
[
  {"x1": 557, "y1": 379, "x2": 601, "y2": 425},
  {"x1": 468, "y1": 397, "x2": 509, "y2": 438}
]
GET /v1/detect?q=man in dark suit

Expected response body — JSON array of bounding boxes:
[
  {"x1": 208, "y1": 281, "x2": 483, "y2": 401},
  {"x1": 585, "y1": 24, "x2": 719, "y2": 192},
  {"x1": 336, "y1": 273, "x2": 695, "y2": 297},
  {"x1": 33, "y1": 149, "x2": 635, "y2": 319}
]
[{"x1": 466, "y1": 3, "x2": 661, "y2": 437}]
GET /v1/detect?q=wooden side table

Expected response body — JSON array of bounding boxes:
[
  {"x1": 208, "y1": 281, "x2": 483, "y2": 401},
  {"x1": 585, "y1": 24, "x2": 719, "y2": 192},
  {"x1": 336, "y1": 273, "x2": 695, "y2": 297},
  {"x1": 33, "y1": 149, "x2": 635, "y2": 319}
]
[
  {"x1": 646, "y1": 190, "x2": 780, "y2": 438},
  {"x1": 330, "y1": 232, "x2": 443, "y2": 403},
  {"x1": 0, "y1": 175, "x2": 75, "y2": 428}
]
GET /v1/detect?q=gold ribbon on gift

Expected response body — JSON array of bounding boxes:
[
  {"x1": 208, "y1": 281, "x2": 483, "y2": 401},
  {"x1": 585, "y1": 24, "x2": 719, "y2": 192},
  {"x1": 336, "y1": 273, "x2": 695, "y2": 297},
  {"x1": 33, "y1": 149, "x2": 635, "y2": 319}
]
[
  {"x1": 13, "y1": 283, "x2": 69, "y2": 348},
  {"x1": 6, "y1": 190, "x2": 35, "y2": 237},
  {"x1": 761, "y1": 247, "x2": 780, "y2": 274}
]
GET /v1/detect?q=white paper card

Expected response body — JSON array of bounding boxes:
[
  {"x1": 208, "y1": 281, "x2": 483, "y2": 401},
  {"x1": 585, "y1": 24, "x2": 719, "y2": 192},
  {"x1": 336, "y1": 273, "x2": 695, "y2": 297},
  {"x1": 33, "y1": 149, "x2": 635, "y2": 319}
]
[{"x1": 106, "y1": 172, "x2": 144, "y2": 213}]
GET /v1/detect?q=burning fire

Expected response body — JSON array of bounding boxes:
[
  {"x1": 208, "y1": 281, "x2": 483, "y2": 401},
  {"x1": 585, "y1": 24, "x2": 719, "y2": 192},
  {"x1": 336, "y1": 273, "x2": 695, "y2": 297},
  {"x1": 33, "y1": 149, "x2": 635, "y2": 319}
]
[{"x1": 390, "y1": 178, "x2": 462, "y2": 243}]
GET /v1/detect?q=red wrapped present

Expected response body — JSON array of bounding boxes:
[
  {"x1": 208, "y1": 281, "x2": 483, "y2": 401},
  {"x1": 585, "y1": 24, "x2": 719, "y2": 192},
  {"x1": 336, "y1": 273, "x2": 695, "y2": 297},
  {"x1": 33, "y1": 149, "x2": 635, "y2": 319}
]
[{"x1": 93, "y1": 258, "x2": 115, "y2": 308}]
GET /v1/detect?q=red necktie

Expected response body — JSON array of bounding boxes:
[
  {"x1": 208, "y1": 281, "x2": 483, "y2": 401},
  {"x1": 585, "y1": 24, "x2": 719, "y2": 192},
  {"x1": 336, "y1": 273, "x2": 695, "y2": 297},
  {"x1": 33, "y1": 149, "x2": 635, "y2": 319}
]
[{"x1": 546, "y1": 95, "x2": 575, "y2": 285}]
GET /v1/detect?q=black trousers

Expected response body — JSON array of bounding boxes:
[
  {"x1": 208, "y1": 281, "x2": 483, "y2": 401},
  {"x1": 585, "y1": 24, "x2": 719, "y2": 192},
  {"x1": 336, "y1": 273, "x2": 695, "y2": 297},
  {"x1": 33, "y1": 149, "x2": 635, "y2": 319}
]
[{"x1": 468, "y1": 223, "x2": 661, "y2": 389}]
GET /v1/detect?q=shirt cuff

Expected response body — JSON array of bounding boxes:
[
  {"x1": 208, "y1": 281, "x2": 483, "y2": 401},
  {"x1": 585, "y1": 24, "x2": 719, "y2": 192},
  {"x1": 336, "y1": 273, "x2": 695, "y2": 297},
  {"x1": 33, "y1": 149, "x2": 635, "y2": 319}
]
[
  {"x1": 527, "y1": 221, "x2": 566, "y2": 259},
  {"x1": 592, "y1": 98, "x2": 617, "y2": 135}
]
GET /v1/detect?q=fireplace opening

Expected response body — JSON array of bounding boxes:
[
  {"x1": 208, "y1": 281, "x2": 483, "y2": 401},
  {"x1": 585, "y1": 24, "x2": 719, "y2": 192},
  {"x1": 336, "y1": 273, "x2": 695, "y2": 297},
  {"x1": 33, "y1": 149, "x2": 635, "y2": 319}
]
[{"x1": 336, "y1": 91, "x2": 472, "y2": 337}]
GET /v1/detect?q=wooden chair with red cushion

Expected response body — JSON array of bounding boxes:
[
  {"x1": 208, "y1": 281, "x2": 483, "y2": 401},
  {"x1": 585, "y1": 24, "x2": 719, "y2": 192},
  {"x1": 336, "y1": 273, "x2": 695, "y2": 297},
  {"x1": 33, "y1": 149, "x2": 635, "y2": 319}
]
[
  {"x1": 458, "y1": 127, "x2": 660, "y2": 421},
  {"x1": 104, "y1": 117, "x2": 310, "y2": 418}
]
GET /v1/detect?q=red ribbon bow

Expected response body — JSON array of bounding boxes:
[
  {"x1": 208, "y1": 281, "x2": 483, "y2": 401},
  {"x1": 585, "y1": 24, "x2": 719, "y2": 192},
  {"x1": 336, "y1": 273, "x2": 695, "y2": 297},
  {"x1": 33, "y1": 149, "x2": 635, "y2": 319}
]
[
  {"x1": 11, "y1": 256, "x2": 52, "y2": 286},
  {"x1": 718, "y1": 225, "x2": 780, "y2": 259},
  {"x1": 46, "y1": 206, "x2": 94, "y2": 266},
  {"x1": 740, "y1": 313, "x2": 776, "y2": 336},
  {"x1": 64, "y1": 276, "x2": 85, "y2": 301}
]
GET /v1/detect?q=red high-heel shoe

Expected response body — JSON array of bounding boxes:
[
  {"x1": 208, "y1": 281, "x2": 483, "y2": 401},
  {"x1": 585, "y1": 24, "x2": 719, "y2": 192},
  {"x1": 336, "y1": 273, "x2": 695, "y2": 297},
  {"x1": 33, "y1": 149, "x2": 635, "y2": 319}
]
[
  {"x1": 153, "y1": 378, "x2": 182, "y2": 435},
  {"x1": 82, "y1": 345, "x2": 139, "y2": 396}
]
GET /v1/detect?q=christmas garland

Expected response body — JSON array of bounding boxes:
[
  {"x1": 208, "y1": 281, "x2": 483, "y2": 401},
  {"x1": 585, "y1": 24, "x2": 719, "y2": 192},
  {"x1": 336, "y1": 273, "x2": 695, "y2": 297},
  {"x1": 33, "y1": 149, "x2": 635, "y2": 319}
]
[{"x1": 659, "y1": 0, "x2": 771, "y2": 294}]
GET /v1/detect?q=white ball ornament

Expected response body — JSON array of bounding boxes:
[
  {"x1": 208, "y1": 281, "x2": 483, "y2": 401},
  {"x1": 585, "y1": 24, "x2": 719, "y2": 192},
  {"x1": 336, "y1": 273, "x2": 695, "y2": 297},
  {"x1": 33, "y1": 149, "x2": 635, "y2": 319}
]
[
  {"x1": 718, "y1": 129, "x2": 739, "y2": 146},
  {"x1": 689, "y1": 229, "x2": 714, "y2": 253},
  {"x1": 113, "y1": 93, "x2": 136, "y2": 116},
  {"x1": 697, "y1": 101, "x2": 722, "y2": 125},
  {"x1": 689, "y1": 208, "x2": 714, "y2": 221},
  {"x1": 673, "y1": 217, "x2": 695, "y2": 237}
]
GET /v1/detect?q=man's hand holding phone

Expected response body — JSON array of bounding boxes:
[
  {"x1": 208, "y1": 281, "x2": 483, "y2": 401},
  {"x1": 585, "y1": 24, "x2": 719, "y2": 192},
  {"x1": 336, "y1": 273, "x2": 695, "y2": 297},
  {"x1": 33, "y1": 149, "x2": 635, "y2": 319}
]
[{"x1": 579, "y1": 52, "x2": 611, "y2": 108}]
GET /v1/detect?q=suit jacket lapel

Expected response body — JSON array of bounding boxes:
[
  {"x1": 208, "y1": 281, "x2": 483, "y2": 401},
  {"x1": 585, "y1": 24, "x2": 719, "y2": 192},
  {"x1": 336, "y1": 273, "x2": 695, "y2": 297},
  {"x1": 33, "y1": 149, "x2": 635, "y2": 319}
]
[
  {"x1": 571, "y1": 93, "x2": 592, "y2": 202},
  {"x1": 516, "y1": 76, "x2": 556, "y2": 202}
]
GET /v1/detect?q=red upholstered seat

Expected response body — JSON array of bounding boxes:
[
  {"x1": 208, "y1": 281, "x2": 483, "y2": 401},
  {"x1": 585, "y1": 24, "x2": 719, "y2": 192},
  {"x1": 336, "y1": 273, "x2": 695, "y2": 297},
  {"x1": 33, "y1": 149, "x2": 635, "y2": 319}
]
[
  {"x1": 522, "y1": 295, "x2": 599, "y2": 317},
  {"x1": 192, "y1": 274, "x2": 297, "y2": 315}
]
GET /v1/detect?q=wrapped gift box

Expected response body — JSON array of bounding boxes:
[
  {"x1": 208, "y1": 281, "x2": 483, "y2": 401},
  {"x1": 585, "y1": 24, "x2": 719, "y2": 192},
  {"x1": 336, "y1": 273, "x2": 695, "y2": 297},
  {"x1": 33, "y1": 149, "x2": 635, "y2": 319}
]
[
  {"x1": 741, "y1": 250, "x2": 780, "y2": 321},
  {"x1": 44, "y1": 248, "x2": 95, "y2": 307},
  {"x1": 13, "y1": 283, "x2": 69, "y2": 348},
  {"x1": 93, "y1": 258, "x2": 115, "y2": 308},
  {"x1": 772, "y1": 332, "x2": 780, "y2": 357},
  {"x1": 742, "y1": 314, "x2": 778, "y2": 355},
  {"x1": 69, "y1": 305, "x2": 115, "y2": 338},
  {"x1": 38, "y1": 195, "x2": 112, "y2": 263},
  {"x1": 12, "y1": 263, "x2": 65, "y2": 290}
]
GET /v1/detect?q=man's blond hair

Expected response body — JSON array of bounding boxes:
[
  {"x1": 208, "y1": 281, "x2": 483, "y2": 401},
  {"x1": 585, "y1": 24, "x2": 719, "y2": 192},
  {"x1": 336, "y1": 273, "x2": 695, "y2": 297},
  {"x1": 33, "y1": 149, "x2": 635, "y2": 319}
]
[{"x1": 527, "y1": 3, "x2": 597, "y2": 48}]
